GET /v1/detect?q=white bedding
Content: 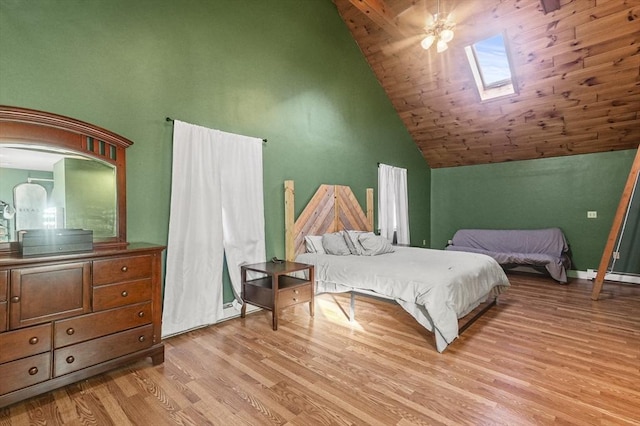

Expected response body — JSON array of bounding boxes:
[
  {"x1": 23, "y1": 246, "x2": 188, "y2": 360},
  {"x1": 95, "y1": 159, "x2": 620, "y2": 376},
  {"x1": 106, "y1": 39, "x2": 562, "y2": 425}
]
[{"x1": 296, "y1": 246, "x2": 510, "y2": 352}]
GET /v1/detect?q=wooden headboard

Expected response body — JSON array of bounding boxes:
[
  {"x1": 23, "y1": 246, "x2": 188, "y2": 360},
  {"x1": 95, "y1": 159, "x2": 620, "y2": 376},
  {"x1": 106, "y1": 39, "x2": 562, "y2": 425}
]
[{"x1": 284, "y1": 180, "x2": 374, "y2": 261}]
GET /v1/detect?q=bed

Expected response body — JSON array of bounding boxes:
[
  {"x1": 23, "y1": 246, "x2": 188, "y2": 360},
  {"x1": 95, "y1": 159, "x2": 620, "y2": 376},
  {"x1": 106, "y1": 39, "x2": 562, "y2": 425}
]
[{"x1": 284, "y1": 181, "x2": 510, "y2": 352}]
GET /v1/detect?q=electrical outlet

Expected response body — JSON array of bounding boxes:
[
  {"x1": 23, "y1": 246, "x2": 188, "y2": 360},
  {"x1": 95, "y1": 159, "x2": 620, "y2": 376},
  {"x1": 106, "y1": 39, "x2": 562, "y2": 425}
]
[
  {"x1": 587, "y1": 211, "x2": 597, "y2": 219},
  {"x1": 422, "y1": 239, "x2": 426, "y2": 246}
]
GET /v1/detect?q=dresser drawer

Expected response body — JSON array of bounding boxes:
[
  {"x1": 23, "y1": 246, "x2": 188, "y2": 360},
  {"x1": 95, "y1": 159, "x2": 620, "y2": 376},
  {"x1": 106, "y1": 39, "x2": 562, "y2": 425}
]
[
  {"x1": 278, "y1": 285, "x2": 312, "y2": 309},
  {"x1": 0, "y1": 323, "x2": 52, "y2": 364},
  {"x1": 93, "y1": 255, "x2": 152, "y2": 286},
  {"x1": 54, "y1": 302, "x2": 152, "y2": 348},
  {"x1": 92, "y1": 279, "x2": 151, "y2": 311},
  {"x1": 0, "y1": 271, "x2": 7, "y2": 330},
  {"x1": 53, "y1": 324, "x2": 153, "y2": 377},
  {"x1": 0, "y1": 352, "x2": 51, "y2": 395},
  {"x1": 0, "y1": 302, "x2": 6, "y2": 332},
  {"x1": 9, "y1": 262, "x2": 91, "y2": 329},
  {"x1": 0, "y1": 270, "x2": 7, "y2": 301}
]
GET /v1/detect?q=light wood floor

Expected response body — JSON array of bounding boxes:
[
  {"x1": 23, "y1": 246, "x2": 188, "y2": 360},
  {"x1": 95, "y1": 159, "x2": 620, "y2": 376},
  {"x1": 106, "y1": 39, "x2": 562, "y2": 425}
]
[{"x1": 1, "y1": 273, "x2": 639, "y2": 425}]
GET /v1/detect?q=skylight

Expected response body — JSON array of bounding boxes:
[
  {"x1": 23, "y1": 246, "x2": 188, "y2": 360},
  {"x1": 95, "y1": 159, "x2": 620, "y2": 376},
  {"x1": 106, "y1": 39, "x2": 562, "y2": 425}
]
[{"x1": 465, "y1": 33, "x2": 516, "y2": 101}]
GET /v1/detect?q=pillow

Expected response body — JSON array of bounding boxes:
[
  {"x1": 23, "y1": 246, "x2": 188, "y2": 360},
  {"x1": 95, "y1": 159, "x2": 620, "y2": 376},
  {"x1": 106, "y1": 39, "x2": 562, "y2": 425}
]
[
  {"x1": 343, "y1": 230, "x2": 365, "y2": 255},
  {"x1": 358, "y1": 233, "x2": 395, "y2": 256},
  {"x1": 304, "y1": 235, "x2": 325, "y2": 254},
  {"x1": 322, "y1": 232, "x2": 351, "y2": 256}
]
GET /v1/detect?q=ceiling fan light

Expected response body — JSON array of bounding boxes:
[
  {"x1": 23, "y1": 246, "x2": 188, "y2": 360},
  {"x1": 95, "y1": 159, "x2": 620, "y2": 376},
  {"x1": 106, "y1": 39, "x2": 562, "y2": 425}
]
[
  {"x1": 440, "y1": 28, "x2": 454, "y2": 43},
  {"x1": 421, "y1": 35, "x2": 435, "y2": 50},
  {"x1": 436, "y1": 39, "x2": 448, "y2": 53}
]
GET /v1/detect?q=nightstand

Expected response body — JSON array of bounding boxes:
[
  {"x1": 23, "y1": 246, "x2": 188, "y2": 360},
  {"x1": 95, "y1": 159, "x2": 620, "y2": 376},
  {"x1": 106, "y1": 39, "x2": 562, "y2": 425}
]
[{"x1": 240, "y1": 261, "x2": 314, "y2": 330}]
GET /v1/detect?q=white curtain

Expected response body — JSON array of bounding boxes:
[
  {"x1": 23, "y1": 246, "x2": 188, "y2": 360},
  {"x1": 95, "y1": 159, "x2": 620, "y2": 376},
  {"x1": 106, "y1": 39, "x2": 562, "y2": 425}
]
[
  {"x1": 378, "y1": 163, "x2": 410, "y2": 245},
  {"x1": 162, "y1": 120, "x2": 265, "y2": 337}
]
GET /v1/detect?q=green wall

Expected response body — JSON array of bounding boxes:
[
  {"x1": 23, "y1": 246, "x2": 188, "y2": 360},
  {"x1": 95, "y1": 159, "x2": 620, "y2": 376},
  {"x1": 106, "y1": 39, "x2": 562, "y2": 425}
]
[
  {"x1": 431, "y1": 150, "x2": 637, "y2": 271},
  {"x1": 3, "y1": 0, "x2": 631, "y2": 289},
  {"x1": 0, "y1": 0, "x2": 431, "y2": 300}
]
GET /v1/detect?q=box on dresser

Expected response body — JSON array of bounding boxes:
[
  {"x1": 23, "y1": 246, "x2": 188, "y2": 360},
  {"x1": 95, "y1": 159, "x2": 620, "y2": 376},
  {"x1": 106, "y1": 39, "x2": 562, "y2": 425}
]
[
  {"x1": 0, "y1": 243, "x2": 165, "y2": 408},
  {"x1": 18, "y1": 229, "x2": 93, "y2": 257}
]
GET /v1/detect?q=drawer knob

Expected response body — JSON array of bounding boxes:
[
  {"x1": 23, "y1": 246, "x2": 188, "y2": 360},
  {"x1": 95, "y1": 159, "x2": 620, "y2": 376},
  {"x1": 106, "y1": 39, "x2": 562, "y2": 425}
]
[
  {"x1": 121, "y1": 266, "x2": 128, "y2": 272},
  {"x1": 66, "y1": 356, "x2": 75, "y2": 364},
  {"x1": 10, "y1": 296, "x2": 20, "y2": 303},
  {"x1": 138, "y1": 336, "x2": 145, "y2": 342},
  {"x1": 292, "y1": 298, "x2": 298, "y2": 302},
  {"x1": 28, "y1": 367, "x2": 38, "y2": 376},
  {"x1": 29, "y1": 337, "x2": 39, "y2": 345},
  {"x1": 138, "y1": 311, "x2": 145, "y2": 318},
  {"x1": 294, "y1": 290, "x2": 299, "y2": 294},
  {"x1": 121, "y1": 291, "x2": 128, "y2": 297},
  {"x1": 66, "y1": 328, "x2": 75, "y2": 335}
]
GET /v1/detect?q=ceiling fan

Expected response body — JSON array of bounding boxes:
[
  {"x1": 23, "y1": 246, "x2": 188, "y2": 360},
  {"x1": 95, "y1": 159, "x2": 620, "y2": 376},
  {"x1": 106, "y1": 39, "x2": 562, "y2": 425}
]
[
  {"x1": 377, "y1": 0, "x2": 472, "y2": 56},
  {"x1": 418, "y1": 0, "x2": 455, "y2": 52}
]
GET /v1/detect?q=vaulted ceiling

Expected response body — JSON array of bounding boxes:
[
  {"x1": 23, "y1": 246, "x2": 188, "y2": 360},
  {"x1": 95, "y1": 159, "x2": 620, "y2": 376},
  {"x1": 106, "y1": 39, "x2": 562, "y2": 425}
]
[{"x1": 333, "y1": 0, "x2": 640, "y2": 168}]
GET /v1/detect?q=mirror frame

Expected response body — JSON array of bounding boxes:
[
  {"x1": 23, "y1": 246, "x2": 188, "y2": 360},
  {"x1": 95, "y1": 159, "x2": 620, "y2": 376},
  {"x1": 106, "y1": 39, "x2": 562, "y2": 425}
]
[{"x1": 0, "y1": 105, "x2": 131, "y2": 255}]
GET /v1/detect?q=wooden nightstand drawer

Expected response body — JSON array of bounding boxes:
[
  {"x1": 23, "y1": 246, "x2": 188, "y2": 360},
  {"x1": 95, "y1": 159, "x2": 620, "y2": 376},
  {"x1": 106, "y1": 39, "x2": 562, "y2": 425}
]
[
  {"x1": 53, "y1": 324, "x2": 153, "y2": 377},
  {"x1": 278, "y1": 285, "x2": 312, "y2": 309},
  {"x1": 92, "y1": 279, "x2": 151, "y2": 311},
  {"x1": 93, "y1": 255, "x2": 152, "y2": 286},
  {"x1": 0, "y1": 323, "x2": 52, "y2": 364},
  {"x1": 0, "y1": 353, "x2": 51, "y2": 395},
  {"x1": 54, "y1": 302, "x2": 152, "y2": 348}
]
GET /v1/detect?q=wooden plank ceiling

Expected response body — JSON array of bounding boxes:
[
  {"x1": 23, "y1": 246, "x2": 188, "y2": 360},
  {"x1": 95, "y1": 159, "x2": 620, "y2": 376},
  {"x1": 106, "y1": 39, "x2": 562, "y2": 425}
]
[{"x1": 333, "y1": 0, "x2": 640, "y2": 168}]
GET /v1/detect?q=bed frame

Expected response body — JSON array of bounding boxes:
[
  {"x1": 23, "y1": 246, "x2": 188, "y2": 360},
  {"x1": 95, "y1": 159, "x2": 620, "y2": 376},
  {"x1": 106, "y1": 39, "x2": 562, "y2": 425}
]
[{"x1": 284, "y1": 180, "x2": 497, "y2": 332}]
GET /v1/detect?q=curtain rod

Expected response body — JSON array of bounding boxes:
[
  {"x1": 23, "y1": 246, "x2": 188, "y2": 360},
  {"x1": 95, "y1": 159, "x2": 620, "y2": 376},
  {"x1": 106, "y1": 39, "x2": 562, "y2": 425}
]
[{"x1": 165, "y1": 117, "x2": 267, "y2": 143}]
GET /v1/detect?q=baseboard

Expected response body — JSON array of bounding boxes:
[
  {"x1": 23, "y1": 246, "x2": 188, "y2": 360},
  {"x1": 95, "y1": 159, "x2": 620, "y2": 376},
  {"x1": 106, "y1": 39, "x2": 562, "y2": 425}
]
[
  {"x1": 570, "y1": 269, "x2": 640, "y2": 285},
  {"x1": 222, "y1": 302, "x2": 261, "y2": 321},
  {"x1": 161, "y1": 303, "x2": 261, "y2": 339}
]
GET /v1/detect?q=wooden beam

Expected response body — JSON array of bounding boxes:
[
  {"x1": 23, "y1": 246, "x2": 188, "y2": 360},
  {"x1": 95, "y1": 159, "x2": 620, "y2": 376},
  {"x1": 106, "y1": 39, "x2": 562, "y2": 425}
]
[
  {"x1": 591, "y1": 147, "x2": 640, "y2": 300},
  {"x1": 284, "y1": 180, "x2": 295, "y2": 261},
  {"x1": 366, "y1": 188, "x2": 374, "y2": 232},
  {"x1": 346, "y1": 0, "x2": 405, "y2": 38}
]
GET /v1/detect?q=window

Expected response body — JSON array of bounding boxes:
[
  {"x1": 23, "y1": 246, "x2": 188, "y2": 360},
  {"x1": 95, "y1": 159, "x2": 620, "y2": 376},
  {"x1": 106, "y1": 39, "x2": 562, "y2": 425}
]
[{"x1": 465, "y1": 33, "x2": 516, "y2": 101}]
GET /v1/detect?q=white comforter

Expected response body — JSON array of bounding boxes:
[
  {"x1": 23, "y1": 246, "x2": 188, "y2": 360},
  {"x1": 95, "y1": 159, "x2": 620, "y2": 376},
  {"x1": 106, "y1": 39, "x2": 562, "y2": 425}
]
[{"x1": 296, "y1": 246, "x2": 510, "y2": 352}]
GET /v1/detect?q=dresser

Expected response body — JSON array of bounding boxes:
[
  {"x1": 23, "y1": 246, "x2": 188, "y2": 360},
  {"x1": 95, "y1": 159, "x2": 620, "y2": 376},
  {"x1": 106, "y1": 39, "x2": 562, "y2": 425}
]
[{"x1": 0, "y1": 243, "x2": 165, "y2": 408}]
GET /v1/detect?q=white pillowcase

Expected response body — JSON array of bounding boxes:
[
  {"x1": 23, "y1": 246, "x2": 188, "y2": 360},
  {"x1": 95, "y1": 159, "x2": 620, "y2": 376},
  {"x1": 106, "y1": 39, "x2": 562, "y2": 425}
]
[
  {"x1": 304, "y1": 235, "x2": 325, "y2": 254},
  {"x1": 343, "y1": 230, "x2": 366, "y2": 255},
  {"x1": 358, "y1": 233, "x2": 395, "y2": 256},
  {"x1": 322, "y1": 232, "x2": 351, "y2": 256}
]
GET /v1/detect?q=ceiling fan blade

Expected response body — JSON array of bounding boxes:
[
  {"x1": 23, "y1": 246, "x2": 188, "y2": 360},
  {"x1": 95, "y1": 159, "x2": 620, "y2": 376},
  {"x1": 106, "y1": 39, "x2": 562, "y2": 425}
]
[
  {"x1": 396, "y1": 0, "x2": 438, "y2": 31},
  {"x1": 381, "y1": 33, "x2": 425, "y2": 56},
  {"x1": 445, "y1": 1, "x2": 475, "y2": 26}
]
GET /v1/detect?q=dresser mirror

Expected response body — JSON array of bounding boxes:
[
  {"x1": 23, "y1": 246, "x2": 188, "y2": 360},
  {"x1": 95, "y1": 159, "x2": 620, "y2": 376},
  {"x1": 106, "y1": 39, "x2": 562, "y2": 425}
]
[{"x1": 0, "y1": 106, "x2": 131, "y2": 253}]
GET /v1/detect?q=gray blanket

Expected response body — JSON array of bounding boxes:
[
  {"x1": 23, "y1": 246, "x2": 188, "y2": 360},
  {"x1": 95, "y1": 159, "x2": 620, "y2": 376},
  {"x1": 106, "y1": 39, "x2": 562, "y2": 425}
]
[{"x1": 445, "y1": 228, "x2": 571, "y2": 283}]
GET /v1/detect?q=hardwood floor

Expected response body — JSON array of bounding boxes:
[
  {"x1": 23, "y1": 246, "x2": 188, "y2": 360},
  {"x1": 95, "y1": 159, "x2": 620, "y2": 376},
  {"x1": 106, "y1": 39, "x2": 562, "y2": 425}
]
[{"x1": 1, "y1": 274, "x2": 639, "y2": 425}]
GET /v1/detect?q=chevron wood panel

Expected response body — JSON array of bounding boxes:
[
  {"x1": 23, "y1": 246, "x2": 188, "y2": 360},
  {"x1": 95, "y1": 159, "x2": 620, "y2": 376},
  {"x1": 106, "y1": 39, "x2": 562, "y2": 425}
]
[
  {"x1": 292, "y1": 184, "x2": 336, "y2": 257},
  {"x1": 286, "y1": 182, "x2": 373, "y2": 260},
  {"x1": 335, "y1": 185, "x2": 372, "y2": 232}
]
